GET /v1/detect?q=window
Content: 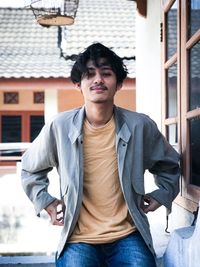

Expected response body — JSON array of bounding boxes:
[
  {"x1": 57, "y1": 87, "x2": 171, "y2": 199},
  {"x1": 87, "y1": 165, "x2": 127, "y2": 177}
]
[
  {"x1": 34, "y1": 91, "x2": 44, "y2": 104},
  {"x1": 162, "y1": 0, "x2": 200, "y2": 208},
  {"x1": 3, "y1": 92, "x2": 19, "y2": 104},
  {"x1": 30, "y1": 115, "x2": 45, "y2": 141},
  {"x1": 1, "y1": 116, "x2": 21, "y2": 143},
  {"x1": 0, "y1": 111, "x2": 44, "y2": 160},
  {"x1": 1, "y1": 116, "x2": 22, "y2": 157}
]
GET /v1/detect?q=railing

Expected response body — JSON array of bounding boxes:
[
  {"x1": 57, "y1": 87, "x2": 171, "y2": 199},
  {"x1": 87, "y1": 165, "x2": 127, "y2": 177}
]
[
  {"x1": 0, "y1": 143, "x2": 30, "y2": 163},
  {"x1": 0, "y1": 255, "x2": 55, "y2": 266},
  {"x1": 0, "y1": 144, "x2": 55, "y2": 266}
]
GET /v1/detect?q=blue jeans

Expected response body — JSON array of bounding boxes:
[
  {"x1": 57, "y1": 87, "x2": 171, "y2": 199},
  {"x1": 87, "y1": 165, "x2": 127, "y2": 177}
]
[{"x1": 56, "y1": 232, "x2": 157, "y2": 267}]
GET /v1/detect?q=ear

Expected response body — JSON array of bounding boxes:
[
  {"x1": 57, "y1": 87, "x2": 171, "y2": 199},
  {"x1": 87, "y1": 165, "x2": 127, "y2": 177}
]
[
  {"x1": 75, "y1": 82, "x2": 83, "y2": 94},
  {"x1": 75, "y1": 82, "x2": 81, "y2": 90}
]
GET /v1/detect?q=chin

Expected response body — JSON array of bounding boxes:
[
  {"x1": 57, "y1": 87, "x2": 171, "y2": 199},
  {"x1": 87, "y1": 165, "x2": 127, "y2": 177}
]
[{"x1": 92, "y1": 98, "x2": 112, "y2": 104}]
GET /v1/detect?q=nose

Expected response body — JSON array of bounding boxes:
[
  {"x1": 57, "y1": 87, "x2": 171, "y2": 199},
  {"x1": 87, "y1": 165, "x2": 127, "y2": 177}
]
[{"x1": 94, "y1": 72, "x2": 104, "y2": 84}]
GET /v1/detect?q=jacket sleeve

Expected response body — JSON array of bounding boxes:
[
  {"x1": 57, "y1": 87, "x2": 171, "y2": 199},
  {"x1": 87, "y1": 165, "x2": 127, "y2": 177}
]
[
  {"x1": 146, "y1": 120, "x2": 180, "y2": 211},
  {"x1": 21, "y1": 121, "x2": 58, "y2": 216}
]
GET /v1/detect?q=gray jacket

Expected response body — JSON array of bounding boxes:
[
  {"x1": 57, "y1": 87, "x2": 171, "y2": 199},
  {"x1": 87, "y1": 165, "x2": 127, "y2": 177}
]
[{"x1": 21, "y1": 106, "x2": 180, "y2": 258}]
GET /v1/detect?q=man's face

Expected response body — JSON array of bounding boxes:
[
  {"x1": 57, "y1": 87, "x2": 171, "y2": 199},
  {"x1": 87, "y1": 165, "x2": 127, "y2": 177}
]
[{"x1": 77, "y1": 58, "x2": 122, "y2": 105}]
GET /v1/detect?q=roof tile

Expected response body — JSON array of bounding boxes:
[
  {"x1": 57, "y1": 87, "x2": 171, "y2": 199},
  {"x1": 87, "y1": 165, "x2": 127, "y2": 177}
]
[{"x1": 0, "y1": 0, "x2": 136, "y2": 79}]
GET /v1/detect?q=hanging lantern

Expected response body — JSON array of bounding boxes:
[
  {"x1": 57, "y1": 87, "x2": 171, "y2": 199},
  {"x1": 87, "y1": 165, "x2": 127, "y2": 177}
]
[{"x1": 28, "y1": 0, "x2": 79, "y2": 26}]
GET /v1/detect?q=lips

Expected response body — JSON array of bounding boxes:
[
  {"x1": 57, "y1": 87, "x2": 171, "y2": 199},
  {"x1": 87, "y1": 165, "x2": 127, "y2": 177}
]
[{"x1": 90, "y1": 85, "x2": 107, "y2": 91}]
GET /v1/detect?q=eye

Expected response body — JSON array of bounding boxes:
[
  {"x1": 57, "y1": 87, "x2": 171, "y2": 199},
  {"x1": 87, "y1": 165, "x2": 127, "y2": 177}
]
[
  {"x1": 88, "y1": 72, "x2": 95, "y2": 78},
  {"x1": 102, "y1": 72, "x2": 112, "y2": 77},
  {"x1": 84, "y1": 71, "x2": 95, "y2": 79}
]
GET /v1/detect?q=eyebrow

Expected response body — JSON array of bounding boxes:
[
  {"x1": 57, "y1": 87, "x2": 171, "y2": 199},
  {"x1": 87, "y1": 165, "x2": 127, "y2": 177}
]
[{"x1": 86, "y1": 64, "x2": 112, "y2": 71}]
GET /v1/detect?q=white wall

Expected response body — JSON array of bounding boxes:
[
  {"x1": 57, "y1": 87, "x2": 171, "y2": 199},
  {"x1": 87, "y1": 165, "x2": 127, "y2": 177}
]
[{"x1": 136, "y1": 0, "x2": 162, "y2": 129}]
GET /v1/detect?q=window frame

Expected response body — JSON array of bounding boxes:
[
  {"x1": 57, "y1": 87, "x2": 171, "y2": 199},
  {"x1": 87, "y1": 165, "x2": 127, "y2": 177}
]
[{"x1": 162, "y1": 0, "x2": 200, "y2": 210}]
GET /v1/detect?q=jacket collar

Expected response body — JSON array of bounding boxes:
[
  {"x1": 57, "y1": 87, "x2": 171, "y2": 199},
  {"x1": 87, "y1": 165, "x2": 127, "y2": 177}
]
[
  {"x1": 68, "y1": 106, "x2": 85, "y2": 144},
  {"x1": 68, "y1": 105, "x2": 131, "y2": 144},
  {"x1": 114, "y1": 106, "x2": 131, "y2": 143}
]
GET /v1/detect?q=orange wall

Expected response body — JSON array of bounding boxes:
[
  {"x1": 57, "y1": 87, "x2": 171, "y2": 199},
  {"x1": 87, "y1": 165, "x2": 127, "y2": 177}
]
[
  {"x1": 0, "y1": 90, "x2": 44, "y2": 111},
  {"x1": 58, "y1": 89, "x2": 84, "y2": 111},
  {"x1": 115, "y1": 89, "x2": 136, "y2": 111}
]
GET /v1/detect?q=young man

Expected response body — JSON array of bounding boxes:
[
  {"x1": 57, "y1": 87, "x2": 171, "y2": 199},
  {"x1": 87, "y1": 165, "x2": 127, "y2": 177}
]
[{"x1": 21, "y1": 43, "x2": 180, "y2": 267}]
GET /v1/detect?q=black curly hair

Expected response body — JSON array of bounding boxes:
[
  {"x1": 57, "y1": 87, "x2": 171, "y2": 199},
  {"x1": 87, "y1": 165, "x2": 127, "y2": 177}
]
[{"x1": 70, "y1": 43, "x2": 128, "y2": 85}]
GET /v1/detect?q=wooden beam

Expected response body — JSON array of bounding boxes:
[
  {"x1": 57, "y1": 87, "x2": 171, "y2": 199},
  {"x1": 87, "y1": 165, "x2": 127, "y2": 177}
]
[{"x1": 134, "y1": 0, "x2": 147, "y2": 18}]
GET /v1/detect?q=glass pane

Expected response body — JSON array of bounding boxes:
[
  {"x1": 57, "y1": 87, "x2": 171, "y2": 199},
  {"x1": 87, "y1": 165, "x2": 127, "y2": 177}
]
[
  {"x1": 188, "y1": 0, "x2": 200, "y2": 38},
  {"x1": 189, "y1": 41, "x2": 200, "y2": 111},
  {"x1": 2, "y1": 116, "x2": 21, "y2": 143},
  {"x1": 166, "y1": 1, "x2": 177, "y2": 59},
  {"x1": 167, "y1": 63, "x2": 177, "y2": 117},
  {"x1": 1, "y1": 116, "x2": 21, "y2": 157},
  {"x1": 167, "y1": 123, "x2": 178, "y2": 150},
  {"x1": 30, "y1": 115, "x2": 44, "y2": 142},
  {"x1": 189, "y1": 117, "x2": 200, "y2": 186}
]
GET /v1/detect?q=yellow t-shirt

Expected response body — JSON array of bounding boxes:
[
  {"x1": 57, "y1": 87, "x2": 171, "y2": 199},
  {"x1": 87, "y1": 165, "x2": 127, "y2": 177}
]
[{"x1": 69, "y1": 116, "x2": 136, "y2": 243}]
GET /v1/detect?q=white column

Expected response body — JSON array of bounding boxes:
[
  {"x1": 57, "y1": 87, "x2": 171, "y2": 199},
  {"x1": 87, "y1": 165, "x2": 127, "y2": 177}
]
[
  {"x1": 44, "y1": 90, "x2": 58, "y2": 123},
  {"x1": 136, "y1": 0, "x2": 162, "y2": 129}
]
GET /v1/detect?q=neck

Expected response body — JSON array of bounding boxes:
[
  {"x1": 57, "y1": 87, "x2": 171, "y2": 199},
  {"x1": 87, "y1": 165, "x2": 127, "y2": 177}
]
[{"x1": 85, "y1": 102, "x2": 114, "y2": 127}]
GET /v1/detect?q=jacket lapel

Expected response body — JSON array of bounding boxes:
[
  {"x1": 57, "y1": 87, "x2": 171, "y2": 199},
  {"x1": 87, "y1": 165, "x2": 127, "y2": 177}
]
[
  {"x1": 114, "y1": 107, "x2": 131, "y2": 182},
  {"x1": 68, "y1": 106, "x2": 85, "y2": 144}
]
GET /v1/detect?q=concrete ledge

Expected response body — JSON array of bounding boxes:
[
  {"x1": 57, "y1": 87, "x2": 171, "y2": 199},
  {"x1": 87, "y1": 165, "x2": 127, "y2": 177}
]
[
  {"x1": 0, "y1": 255, "x2": 163, "y2": 267},
  {"x1": 0, "y1": 256, "x2": 55, "y2": 267}
]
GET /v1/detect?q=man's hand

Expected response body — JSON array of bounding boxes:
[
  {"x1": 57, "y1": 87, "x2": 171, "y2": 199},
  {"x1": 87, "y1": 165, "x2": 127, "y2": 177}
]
[
  {"x1": 140, "y1": 195, "x2": 161, "y2": 214},
  {"x1": 45, "y1": 199, "x2": 65, "y2": 226}
]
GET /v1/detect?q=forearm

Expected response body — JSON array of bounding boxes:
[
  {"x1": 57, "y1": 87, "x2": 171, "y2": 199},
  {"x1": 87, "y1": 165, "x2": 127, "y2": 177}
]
[
  {"x1": 21, "y1": 120, "x2": 59, "y2": 215},
  {"x1": 147, "y1": 170, "x2": 180, "y2": 211}
]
